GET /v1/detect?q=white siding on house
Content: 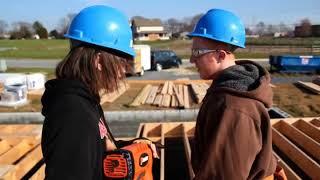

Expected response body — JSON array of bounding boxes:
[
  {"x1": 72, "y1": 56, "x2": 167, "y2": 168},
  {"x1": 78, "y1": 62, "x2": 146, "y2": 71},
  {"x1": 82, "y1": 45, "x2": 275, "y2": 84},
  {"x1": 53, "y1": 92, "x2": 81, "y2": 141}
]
[{"x1": 137, "y1": 26, "x2": 164, "y2": 32}]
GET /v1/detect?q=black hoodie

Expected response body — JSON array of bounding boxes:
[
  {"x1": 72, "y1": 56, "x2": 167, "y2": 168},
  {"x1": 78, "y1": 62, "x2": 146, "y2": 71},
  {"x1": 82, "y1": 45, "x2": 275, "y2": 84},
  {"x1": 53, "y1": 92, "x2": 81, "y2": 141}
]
[{"x1": 41, "y1": 79, "x2": 109, "y2": 180}]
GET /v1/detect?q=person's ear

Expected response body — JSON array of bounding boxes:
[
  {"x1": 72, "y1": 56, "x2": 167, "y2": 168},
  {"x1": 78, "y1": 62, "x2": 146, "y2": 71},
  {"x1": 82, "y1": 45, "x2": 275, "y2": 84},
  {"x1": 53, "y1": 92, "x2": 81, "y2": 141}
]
[
  {"x1": 217, "y1": 51, "x2": 226, "y2": 63},
  {"x1": 95, "y1": 53, "x2": 102, "y2": 71}
]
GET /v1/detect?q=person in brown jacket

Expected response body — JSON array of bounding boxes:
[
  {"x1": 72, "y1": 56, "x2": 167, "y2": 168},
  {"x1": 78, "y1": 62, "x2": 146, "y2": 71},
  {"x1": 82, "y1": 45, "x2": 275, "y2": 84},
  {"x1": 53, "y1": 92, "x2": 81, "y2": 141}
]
[{"x1": 187, "y1": 9, "x2": 278, "y2": 179}]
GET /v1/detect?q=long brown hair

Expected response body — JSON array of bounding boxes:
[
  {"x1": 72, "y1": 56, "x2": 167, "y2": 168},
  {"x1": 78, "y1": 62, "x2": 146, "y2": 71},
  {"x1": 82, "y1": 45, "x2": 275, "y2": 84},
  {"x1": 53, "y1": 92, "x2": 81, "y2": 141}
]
[{"x1": 56, "y1": 43, "x2": 131, "y2": 101}]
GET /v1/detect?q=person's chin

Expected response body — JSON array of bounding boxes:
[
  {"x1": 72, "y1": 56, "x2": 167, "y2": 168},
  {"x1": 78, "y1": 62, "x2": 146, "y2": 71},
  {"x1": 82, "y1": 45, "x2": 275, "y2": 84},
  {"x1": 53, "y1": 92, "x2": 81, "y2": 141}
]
[{"x1": 199, "y1": 73, "x2": 210, "y2": 80}]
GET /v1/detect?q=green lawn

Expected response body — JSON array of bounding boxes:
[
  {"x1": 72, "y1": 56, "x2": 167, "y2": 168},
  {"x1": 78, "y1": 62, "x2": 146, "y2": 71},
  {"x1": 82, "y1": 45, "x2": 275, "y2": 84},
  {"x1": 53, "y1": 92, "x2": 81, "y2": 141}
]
[
  {"x1": 1, "y1": 38, "x2": 319, "y2": 59},
  {"x1": 0, "y1": 39, "x2": 68, "y2": 59}
]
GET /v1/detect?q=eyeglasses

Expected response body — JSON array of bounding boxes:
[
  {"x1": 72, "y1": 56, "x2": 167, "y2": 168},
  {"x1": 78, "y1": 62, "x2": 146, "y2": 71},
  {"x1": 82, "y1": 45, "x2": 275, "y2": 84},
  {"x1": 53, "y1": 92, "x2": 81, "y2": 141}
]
[{"x1": 191, "y1": 49, "x2": 231, "y2": 58}]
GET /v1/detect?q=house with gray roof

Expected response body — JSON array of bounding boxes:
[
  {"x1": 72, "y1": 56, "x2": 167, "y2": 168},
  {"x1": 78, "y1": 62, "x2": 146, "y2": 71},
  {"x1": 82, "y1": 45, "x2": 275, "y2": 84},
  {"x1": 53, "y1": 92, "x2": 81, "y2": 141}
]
[{"x1": 131, "y1": 17, "x2": 170, "y2": 41}]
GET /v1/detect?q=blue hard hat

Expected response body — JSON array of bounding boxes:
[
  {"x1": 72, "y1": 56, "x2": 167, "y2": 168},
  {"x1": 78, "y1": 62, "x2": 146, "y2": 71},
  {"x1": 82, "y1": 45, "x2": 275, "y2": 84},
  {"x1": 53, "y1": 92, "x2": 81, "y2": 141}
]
[
  {"x1": 65, "y1": 5, "x2": 135, "y2": 57},
  {"x1": 188, "y1": 9, "x2": 245, "y2": 48}
]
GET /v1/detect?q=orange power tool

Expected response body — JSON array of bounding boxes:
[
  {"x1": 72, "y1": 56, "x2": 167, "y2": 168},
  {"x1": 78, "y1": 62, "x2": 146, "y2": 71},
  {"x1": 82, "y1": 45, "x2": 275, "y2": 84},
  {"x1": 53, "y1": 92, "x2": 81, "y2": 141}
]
[{"x1": 103, "y1": 143, "x2": 153, "y2": 180}]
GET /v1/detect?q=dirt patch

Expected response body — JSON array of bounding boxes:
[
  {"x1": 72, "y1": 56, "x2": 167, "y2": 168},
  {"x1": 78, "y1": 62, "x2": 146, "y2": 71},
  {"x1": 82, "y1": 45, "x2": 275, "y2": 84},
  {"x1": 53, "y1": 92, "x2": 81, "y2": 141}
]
[{"x1": 273, "y1": 83, "x2": 320, "y2": 117}]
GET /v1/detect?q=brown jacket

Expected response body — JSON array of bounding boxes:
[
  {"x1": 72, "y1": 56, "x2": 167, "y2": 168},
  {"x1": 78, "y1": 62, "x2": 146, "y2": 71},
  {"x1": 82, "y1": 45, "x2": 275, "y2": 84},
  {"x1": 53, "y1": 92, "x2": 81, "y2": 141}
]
[{"x1": 192, "y1": 61, "x2": 277, "y2": 180}]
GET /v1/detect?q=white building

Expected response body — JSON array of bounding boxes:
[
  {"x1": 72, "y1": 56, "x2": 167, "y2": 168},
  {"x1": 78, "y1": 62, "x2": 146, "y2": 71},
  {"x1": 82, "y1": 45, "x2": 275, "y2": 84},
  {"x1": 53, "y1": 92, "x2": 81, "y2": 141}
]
[{"x1": 131, "y1": 18, "x2": 170, "y2": 41}]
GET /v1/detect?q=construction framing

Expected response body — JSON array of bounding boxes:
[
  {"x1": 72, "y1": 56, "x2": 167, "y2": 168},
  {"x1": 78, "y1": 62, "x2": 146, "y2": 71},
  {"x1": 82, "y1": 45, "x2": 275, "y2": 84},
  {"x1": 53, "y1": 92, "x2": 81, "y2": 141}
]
[{"x1": 0, "y1": 117, "x2": 319, "y2": 179}]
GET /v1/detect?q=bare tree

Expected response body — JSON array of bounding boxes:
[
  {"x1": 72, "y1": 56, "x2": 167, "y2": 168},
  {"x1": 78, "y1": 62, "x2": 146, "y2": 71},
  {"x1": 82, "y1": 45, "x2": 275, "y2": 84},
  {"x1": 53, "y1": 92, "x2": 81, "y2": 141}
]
[
  {"x1": 58, "y1": 13, "x2": 76, "y2": 36},
  {"x1": 164, "y1": 18, "x2": 185, "y2": 34},
  {"x1": 294, "y1": 18, "x2": 312, "y2": 37},
  {"x1": 10, "y1": 22, "x2": 33, "y2": 39},
  {"x1": 0, "y1": 20, "x2": 8, "y2": 35},
  {"x1": 300, "y1": 18, "x2": 312, "y2": 36},
  {"x1": 255, "y1": 21, "x2": 266, "y2": 36}
]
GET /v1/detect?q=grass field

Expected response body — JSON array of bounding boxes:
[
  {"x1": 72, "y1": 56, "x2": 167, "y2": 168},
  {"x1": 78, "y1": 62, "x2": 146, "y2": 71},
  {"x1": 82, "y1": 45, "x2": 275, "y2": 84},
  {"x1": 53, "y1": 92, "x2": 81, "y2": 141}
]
[{"x1": 1, "y1": 38, "x2": 320, "y2": 59}]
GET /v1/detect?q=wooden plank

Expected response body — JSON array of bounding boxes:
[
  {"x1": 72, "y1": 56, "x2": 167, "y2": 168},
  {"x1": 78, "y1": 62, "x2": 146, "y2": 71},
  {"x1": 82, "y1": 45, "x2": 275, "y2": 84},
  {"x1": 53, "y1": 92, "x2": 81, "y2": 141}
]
[
  {"x1": 293, "y1": 120, "x2": 320, "y2": 143},
  {"x1": 273, "y1": 152, "x2": 301, "y2": 180},
  {"x1": 178, "y1": 84, "x2": 184, "y2": 98},
  {"x1": 312, "y1": 76, "x2": 320, "y2": 86},
  {"x1": 171, "y1": 95, "x2": 177, "y2": 108},
  {"x1": 12, "y1": 146, "x2": 43, "y2": 179},
  {"x1": 276, "y1": 121, "x2": 320, "y2": 162},
  {"x1": 183, "y1": 85, "x2": 190, "y2": 109},
  {"x1": 0, "y1": 140, "x2": 14, "y2": 156},
  {"x1": 272, "y1": 128, "x2": 320, "y2": 178},
  {"x1": 167, "y1": 81, "x2": 173, "y2": 95},
  {"x1": 173, "y1": 85, "x2": 184, "y2": 107},
  {"x1": 0, "y1": 165, "x2": 14, "y2": 179},
  {"x1": 127, "y1": 79, "x2": 212, "y2": 85},
  {"x1": 129, "y1": 84, "x2": 152, "y2": 106},
  {"x1": 182, "y1": 124, "x2": 195, "y2": 179},
  {"x1": 100, "y1": 82, "x2": 129, "y2": 104},
  {"x1": 0, "y1": 139, "x2": 39, "y2": 164},
  {"x1": 310, "y1": 119, "x2": 320, "y2": 127},
  {"x1": 161, "y1": 94, "x2": 171, "y2": 107},
  {"x1": 30, "y1": 164, "x2": 45, "y2": 180},
  {"x1": 145, "y1": 86, "x2": 159, "y2": 104},
  {"x1": 297, "y1": 81, "x2": 320, "y2": 94},
  {"x1": 161, "y1": 81, "x2": 169, "y2": 95},
  {"x1": 153, "y1": 94, "x2": 163, "y2": 106}
]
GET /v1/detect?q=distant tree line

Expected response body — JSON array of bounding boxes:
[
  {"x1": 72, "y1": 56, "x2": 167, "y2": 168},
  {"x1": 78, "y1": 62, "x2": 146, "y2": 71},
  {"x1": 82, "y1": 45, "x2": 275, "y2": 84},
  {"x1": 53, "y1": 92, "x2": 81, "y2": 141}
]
[
  {"x1": 0, "y1": 13, "x2": 76, "y2": 40},
  {"x1": 0, "y1": 13, "x2": 317, "y2": 40}
]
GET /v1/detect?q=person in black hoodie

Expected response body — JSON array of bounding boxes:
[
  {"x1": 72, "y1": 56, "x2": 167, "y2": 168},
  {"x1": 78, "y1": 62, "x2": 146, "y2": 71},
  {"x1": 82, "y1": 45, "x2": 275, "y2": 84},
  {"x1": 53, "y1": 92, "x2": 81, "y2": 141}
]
[{"x1": 41, "y1": 5, "x2": 158, "y2": 179}]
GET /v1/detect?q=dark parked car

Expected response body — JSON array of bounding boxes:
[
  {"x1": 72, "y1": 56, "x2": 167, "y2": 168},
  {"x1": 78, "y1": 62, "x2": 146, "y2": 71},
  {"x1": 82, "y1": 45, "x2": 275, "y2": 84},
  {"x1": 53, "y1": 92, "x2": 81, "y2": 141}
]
[{"x1": 151, "y1": 50, "x2": 182, "y2": 71}]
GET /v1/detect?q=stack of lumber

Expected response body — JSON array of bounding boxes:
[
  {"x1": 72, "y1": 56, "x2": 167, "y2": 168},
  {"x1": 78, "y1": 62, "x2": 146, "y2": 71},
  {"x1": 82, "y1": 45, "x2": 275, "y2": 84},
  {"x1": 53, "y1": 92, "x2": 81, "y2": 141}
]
[
  {"x1": 129, "y1": 81, "x2": 209, "y2": 108},
  {"x1": 0, "y1": 124, "x2": 44, "y2": 180},
  {"x1": 297, "y1": 81, "x2": 320, "y2": 94},
  {"x1": 312, "y1": 76, "x2": 320, "y2": 86},
  {"x1": 100, "y1": 81, "x2": 129, "y2": 104}
]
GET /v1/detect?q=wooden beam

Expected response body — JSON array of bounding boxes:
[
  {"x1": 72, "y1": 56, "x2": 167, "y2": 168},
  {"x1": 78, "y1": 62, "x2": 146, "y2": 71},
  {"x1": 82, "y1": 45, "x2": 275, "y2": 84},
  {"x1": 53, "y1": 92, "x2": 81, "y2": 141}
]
[
  {"x1": 293, "y1": 120, "x2": 320, "y2": 143},
  {"x1": 297, "y1": 81, "x2": 320, "y2": 94},
  {"x1": 12, "y1": 146, "x2": 43, "y2": 179},
  {"x1": 30, "y1": 164, "x2": 45, "y2": 180},
  {"x1": 127, "y1": 79, "x2": 212, "y2": 85},
  {"x1": 161, "y1": 81, "x2": 169, "y2": 95},
  {"x1": 182, "y1": 124, "x2": 195, "y2": 179},
  {"x1": 183, "y1": 85, "x2": 190, "y2": 109},
  {"x1": 272, "y1": 128, "x2": 320, "y2": 178},
  {"x1": 167, "y1": 81, "x2": 173, "y2": 95},
  {"x1": 0, "y1": 140, "x2": 12, "y2": 156},
  {"x1": 0, "y1": 165, "x2": 14, "y2": 179},
  {"x1": 161, "y1": 94, "x2": 171, "y2": 107},
  {"x1": 145, "y1": 86, "x2": 159, "y2": 104},
  {"x1": 0, "y1": 139, "x2": 39, "y2": 164},
  {"x1": 171, "y1": 95, "x2": 177, "y2": 108},
  {"x1": 173, "y1": 85, "x2": 184, "y2": 107},
  {"x1": 273, "y1": 152, "x2": 301, "y2": 180},
  {"x1": 276, "y1": 121, "x2": 320, "y2": 162},
  {"x1": 153, "y1": 94, "x2": 163, "y2": 106},
  {"x1": 100, "y1": 82, "x2": 129, "y2": 104},
  {"x1": 129, "y1": 84, "x2": 152, "y2": 106},
  {"x1": 310, "y1": 119, "x2": 320, "y2": 127}
]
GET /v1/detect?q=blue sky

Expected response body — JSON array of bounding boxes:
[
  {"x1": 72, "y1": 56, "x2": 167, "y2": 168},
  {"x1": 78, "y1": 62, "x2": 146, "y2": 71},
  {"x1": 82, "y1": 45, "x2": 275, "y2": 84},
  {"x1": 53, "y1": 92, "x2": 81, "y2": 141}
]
[{"x1": 0, "y1": 0, "x2": 319, "y2": 31}]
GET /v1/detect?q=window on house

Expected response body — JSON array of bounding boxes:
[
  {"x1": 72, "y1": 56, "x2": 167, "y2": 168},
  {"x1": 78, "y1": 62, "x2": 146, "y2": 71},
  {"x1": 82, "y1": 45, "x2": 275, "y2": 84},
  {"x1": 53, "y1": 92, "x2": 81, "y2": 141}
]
[{"x1": 144, "y1": 34, "x2": 148, "y2": 37}]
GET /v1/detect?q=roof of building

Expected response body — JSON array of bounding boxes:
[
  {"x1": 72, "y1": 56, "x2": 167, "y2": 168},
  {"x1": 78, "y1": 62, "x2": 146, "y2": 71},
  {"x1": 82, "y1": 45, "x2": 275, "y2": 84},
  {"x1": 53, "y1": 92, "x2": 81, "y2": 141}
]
[{"x1": 132, "y1": 17, "x2": 163, "y2": 27}]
